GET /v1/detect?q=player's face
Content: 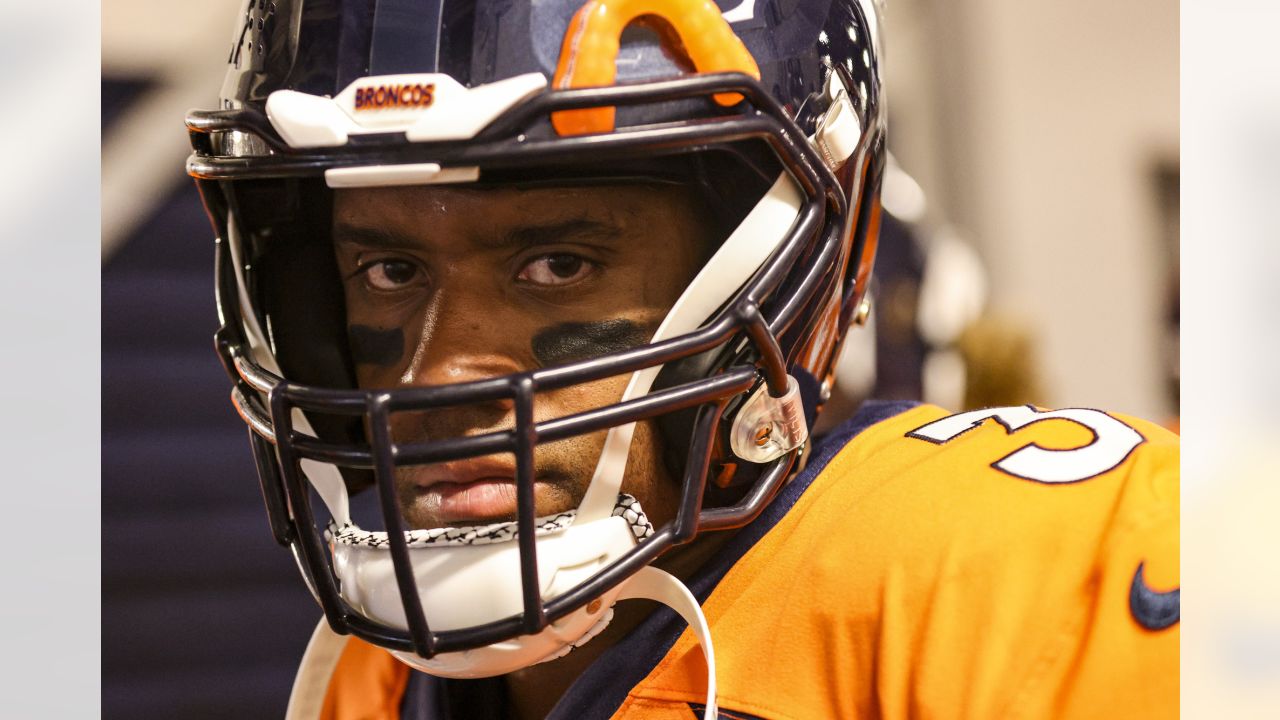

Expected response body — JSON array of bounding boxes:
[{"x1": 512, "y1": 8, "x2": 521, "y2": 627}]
[{"x1": 333, "y1": 183, "x2": 712, "y2": 531}]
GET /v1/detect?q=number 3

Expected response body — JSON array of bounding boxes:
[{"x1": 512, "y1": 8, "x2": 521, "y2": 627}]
[{"x1": 906, "y1": 406, "x2": 1146, "y2": 484}]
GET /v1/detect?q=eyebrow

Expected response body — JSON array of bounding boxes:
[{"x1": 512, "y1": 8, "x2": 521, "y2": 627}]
[
  {"x1": 332, "y1": 224, "x2": 421, "y2": 252},
  {"x1": 332, "y1": 217, "x2": 624, "y2": 253}
]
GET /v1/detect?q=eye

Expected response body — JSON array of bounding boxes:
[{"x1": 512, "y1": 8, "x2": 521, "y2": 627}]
[
  {"x1": 362, "y1": 259, "x2": 423, "y2": 291},
  {"x1": 517, "y1": 253, "x2": 594, "y2": 287}
]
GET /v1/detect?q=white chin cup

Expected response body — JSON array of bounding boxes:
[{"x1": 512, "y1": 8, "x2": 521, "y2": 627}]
[{"x1": 331, "y1": 512, "x2": 638, "y2": 679}]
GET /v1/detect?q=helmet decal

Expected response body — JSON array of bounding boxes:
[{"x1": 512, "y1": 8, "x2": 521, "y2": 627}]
[
  {"x1": 552, "y1": 0, "x2": 761, "y2": 135},
  {"x1": 265, "y1": 72, "x2": 547, "y2": 147},
  {"x1": 352, "y1": 82, "x2": 437, "y2": 112}
]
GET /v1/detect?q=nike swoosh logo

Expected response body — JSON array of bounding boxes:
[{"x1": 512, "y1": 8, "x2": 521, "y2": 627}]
[{"x1": 1129, "y1": 561, "x2": 1179, "y2": 631}]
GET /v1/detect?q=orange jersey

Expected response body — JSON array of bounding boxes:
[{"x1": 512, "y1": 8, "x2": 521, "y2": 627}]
[{"x1": 297, "y1": 400, "x2": 1179, "y2": 719}]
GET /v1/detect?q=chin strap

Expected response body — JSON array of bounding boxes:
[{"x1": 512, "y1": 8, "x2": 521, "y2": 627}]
[
  {"x1": 286, "y1": 566, "x2": 717, "y2": 719},
  {"x1": 616, "y1": 566, "x2": 718, "y2": 720}
]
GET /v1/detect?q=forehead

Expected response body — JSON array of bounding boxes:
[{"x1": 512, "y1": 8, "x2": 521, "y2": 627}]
[{"x1": 332, "y1": 182, "x2": 698, "y2": 229}]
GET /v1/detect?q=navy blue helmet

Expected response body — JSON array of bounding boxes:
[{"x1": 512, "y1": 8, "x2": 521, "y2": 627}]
[{"x1": 187, "y1": 0, "x2": 885, "y2": 677}]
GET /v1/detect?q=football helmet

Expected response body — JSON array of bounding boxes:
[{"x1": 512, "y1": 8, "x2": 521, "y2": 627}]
[{"x1": 186, "y1": 0, "x2": 885, "y2": 689}]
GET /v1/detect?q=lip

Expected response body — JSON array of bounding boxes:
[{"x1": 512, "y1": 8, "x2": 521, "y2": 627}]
[
  {"x1": 409, "y1": 457, "x2": 518, "y2": 490},
  {"x1": 401, "y1": 457, "x2": 543, "y2": 526}
]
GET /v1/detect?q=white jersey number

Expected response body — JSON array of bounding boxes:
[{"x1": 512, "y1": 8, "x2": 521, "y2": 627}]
[{"x1": 907, "y1": 405, "x2": 1145, "y2": 484}]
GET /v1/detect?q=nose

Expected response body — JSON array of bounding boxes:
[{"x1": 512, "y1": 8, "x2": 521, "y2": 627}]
[
  {"x1": 392, "y1": 283, "x2": 525, "y2": 438},
  {"x1": 399, "y1": 289, "x2": 525, "y2": 390}
]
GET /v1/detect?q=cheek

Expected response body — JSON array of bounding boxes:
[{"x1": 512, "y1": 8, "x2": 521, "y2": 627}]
[
  {"x1": 341, "y1": 277, "x2": 415, "y2": 385},
  {"x1": 541, "y1": 373, "x2": 629, "y2": 419},
  {"x1": 530, "y1": 380, "x2": 677, "y2": 525},
  {"x1": 620, "y1": 420, "x2": 679, "y2": 529},
  {"x1": 532, "y1": 375, "x2": 627, "y2": 473},
  {"x1": 638, "y1": 242, "x2": 703, "y2": 309}
]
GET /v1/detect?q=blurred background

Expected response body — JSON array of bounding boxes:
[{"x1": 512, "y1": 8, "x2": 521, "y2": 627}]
[{"x1": 99, "y1": 0, "x2": 1188, "y2": 718}]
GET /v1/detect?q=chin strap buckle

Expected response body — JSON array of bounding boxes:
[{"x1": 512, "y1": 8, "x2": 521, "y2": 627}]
[{"x1": 813, "y1": 73, "x2": 862, "y2": 172}]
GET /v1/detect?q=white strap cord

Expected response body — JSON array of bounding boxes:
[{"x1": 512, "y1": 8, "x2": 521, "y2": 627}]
[{"x1": 617, "y1": 567, "x2": 718, "y2": 720}]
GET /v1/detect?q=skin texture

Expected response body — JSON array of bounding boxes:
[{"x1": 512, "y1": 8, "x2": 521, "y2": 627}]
[
  {"x1": 332, "y1": 182, "x2": 711, "y2": 532},
  {"x1": 333, "y1": 181, "x2": 720, "y2": 718}
]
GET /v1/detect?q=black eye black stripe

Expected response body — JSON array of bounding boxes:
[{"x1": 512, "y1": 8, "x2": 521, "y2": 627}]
[
  {"x1": 349, "y1": 324, "x2": 405, "y2": 367},
  {"x1": 531, "y1": 319, "x2": 650, "y2": 368}
]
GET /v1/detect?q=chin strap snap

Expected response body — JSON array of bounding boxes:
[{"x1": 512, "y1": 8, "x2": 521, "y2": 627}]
[
  {"x1": 729, "y1": 374, "x2": 808, "y2": 463},
  {"x1": 813, "y1": 69, "x2": 862, "y2": 172},
  {"x1": 616, "y1": 566, "x2": 718, "y2": 720}
]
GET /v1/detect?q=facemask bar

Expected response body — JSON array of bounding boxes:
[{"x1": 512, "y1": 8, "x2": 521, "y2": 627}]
[{"x1": 198, "y1": 71, "x2": 880, "y2": 657}]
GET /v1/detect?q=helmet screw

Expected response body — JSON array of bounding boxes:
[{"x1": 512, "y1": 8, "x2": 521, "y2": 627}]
[
  {"x1": 586, "y1": 599, "x2": 602, "y2": 615},
  {"x1": 853, "y1": 297, "x2": 873, "y2": 326},
  {"x1": 754, "y1": 425, "x2": 773, "y2": 446}
]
